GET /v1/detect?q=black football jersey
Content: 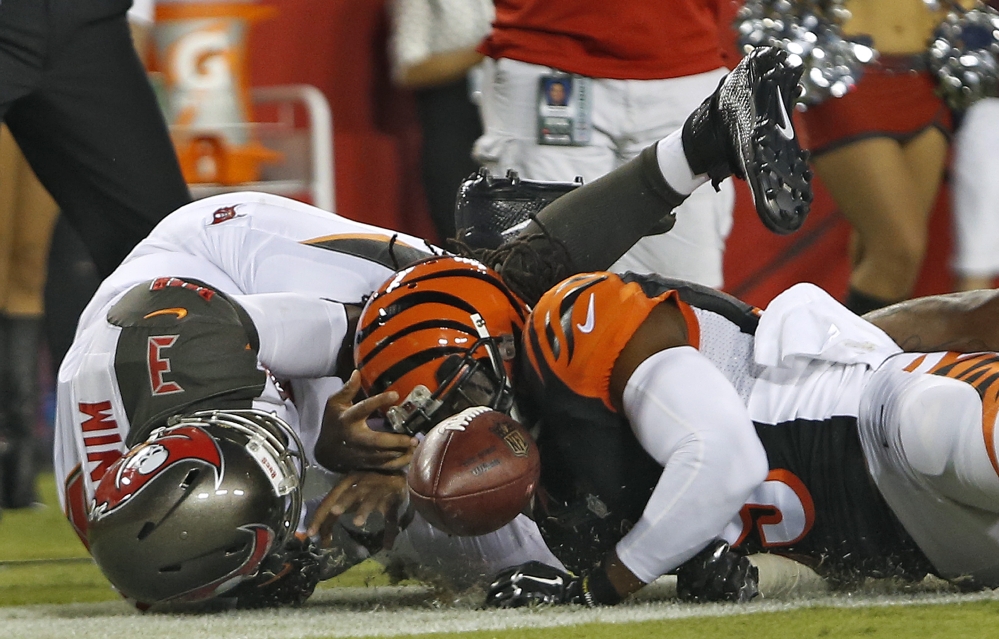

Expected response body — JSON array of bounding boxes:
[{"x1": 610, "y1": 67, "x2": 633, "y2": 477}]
[{"x1": 521, "y1": 272, "x2": 932, "y2": 581}]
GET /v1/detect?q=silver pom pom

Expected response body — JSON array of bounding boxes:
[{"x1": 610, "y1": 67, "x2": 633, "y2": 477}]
[
  {"x1": 735, "y1": 0, "x2": 875, "y2": 107},
  {"x1": 927, "y1": 5, "x2": 999, "y2": 110}
]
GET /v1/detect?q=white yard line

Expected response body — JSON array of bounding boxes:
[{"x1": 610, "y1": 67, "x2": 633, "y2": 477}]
[{"x1": 1, "y1": 586, "x2": 997, "y2": 639}]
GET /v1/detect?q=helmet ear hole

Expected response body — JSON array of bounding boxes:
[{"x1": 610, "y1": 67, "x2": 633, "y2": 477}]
[
  {"x1": 180, "y1": 469, "x2": 199, "y2": 489},
  {"x1": 138, "y1": 521, "x2": 156, "y2": 540}
]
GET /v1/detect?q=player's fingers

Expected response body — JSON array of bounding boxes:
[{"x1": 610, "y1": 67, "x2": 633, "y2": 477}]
[
  {"x1": 370, "y1": 447, "x2": 415, "y2": 471},
  {"x1": 351, "y1": 489, "x2": 380, "y2": 527},
  {"x1": 314, "y1": 505, "x2": 341, "y2": 547},
  {"x1": 308, "y1": 502, "x2": 341, "y2": 544},
  {"x1": 346, "y1": 473, "x2": 402, "y2": 526},
  {"x1": 316, "y1": 492, "x2": 366, "y2": 546},
  {"x1": 350, "y1": 477, "x2": 403, "y2": 526},
  {"x1": 306, "y1": 474, "x2": 361, "y2": 537},
  {"x1": 340, "y1": 390, "x2": 400, "y2": 425},
  {"x1": 329, "y1": 370, "x2": 362, "y2": 408},
  {"x1": 317, "y1": 514, "x2": 339, "y2": 548},
  {"x1": 382, "y1": 496, "x2": 401, "y2": 550},
  {"x1": 328, "y1": 480, "x2": 383, "y2": 528},
  {"x1": 353, "y1": 428, "x2": 418, "y2": 453}
]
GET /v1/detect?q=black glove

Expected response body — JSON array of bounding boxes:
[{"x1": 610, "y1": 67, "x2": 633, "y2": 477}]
[
  {"x1": 486, "y1": 561, "x2": 587, "y2": 608},
  {"x1": 485, "y1": 560, "x2": 626, "y2": 608},
  {"x1": 231, "y1": 536, "x2": 322, "y2": 609},
  {"x1": 675, "y1": 540, "x2": 759, "y2": 603}
]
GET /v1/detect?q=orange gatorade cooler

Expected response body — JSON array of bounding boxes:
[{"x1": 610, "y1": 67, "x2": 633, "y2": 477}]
[{"x1": 154, "y1": 1, "x2": 281, "y2": 185}]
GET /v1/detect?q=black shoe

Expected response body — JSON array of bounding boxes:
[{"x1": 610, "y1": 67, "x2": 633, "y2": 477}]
[{"x1": 683, "y1": 46, "x2": 813, "y2": 235}]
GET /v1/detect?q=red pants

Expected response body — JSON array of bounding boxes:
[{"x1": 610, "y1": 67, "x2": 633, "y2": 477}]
[{"x1": 800, "y1": 59, "x2": 952, "y2": 156}]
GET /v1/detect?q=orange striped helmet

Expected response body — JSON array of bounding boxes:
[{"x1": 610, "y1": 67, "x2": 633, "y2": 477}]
[{"x1": 354, "y1": 256, "x2": 529, "y2": 434}]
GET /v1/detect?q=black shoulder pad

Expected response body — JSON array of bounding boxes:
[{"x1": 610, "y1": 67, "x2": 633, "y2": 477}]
[
  {"x1": 110, "y1": 277, "x2": 238, "y2": 325},
  {"x1": 621, "y1": 272, "x2": 760, "y2": 335}
]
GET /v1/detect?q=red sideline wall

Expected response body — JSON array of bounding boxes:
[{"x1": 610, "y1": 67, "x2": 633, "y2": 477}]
[
  {"x1": 247, "y1": 0, "x2": 955, "y2": 308},
  {"x1": 248, "y1": 0, "x2": 439, "y2": 244},
  {"x1": 725, "y1": 175, "x2": 954, "y2": 310}
]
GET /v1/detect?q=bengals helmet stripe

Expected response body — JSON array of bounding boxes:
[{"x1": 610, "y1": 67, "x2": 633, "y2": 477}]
[
  {"x1": 356, "y1": 270, "x2": 525, "y2": 394},
  {"x1": 377, "y1": 266, "x2": 526, "y2": 316},
  {"x1": 354, "y1": 291, "x2": 487, "y2": 351},
  {"x1": 550, "y1": 273, "x2": 608, "y2": 364},
  {"x1": 355, "y1": 256, "x2": 528, "y2": 433},
  {"x1": 357, "y1": 318, "x2": 476, "y2": 371},
  {"x1": 523, "y1": 272, "x2": 696, "y2": 412},
  {"x1": 367, "y1": 342, "x2": 467, "y2": 397}
]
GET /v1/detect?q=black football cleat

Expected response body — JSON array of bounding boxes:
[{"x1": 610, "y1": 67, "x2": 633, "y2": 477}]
[
  {"x1": 453, "y1": 168, "x2": 584, "y2": 250},
  {"x1": 683, "y1": 46, "x2": 813, "y2": 235}
]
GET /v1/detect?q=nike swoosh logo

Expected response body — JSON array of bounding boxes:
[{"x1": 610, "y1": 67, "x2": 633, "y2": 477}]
[
  {"x1": 522, "y1": 574, "x2": 564, "y2": 587},
  {"x1": 144, "y1": 307, "x2": 188, "y2": 320},
  {"x1": 576, "y1": 294, "x2": 596, "y2": 334},
  {"x1": 776, "y1": 86, "x2": 795, "y2": 141}
]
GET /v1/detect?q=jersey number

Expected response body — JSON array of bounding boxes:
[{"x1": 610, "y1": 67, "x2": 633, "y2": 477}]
[
  {"x1": 732, "y1": 469, "x2": 815, "y2": 547},
  {"x1": 148, "y1": 335, "x2": 185, "y2": 396}
]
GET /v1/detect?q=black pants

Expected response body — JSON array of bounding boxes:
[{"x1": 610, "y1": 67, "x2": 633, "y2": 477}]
[
  {"x1": 0, "y1": 1, "x2": 191, "y2": 277},
  {"x1": 44, "y1": 215, "x2": 101, "y2": 372},
  {"x1": 414, "y1": 78, "x2": 482, "y2": 242},
  {"x1": 0, "y1": 315, "x2": 41, "y2": 508}
]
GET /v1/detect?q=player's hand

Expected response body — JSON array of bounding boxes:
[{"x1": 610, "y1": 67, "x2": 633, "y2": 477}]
[
  {"x1": 315, "y1": 370, "x2": 418, "y2": 472},
  {"x1": 306, "y1": 470, "x2": 407, "y2": 550},
  {"x1": 485, "y1": 561, "x2": 585, "y2": 607},
  {"x1": 675, "y1": 540, "x2": 759, "y2": 603},
  {"x1": 231, "y1": 536, "x2": 322, "y2": 608}
]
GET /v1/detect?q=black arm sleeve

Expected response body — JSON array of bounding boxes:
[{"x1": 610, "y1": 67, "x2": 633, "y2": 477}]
[{"x1": 523, "y1": 144, "x2": 688, "y2": 273}]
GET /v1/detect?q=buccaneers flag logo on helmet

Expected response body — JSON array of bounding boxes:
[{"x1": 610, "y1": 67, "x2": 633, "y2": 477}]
[{"x1": 91, "y1": 425, "x2": 223, "y2": 519}]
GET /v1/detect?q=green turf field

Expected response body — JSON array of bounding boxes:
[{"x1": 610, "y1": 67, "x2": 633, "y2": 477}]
[{"x1": 2, "y1": 474, "x2": 997, "y2": 639}]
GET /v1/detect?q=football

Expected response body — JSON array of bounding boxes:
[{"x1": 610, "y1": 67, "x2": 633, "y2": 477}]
[{"x1": 407, "y1": 407, "x2": 540, "y2": 536}]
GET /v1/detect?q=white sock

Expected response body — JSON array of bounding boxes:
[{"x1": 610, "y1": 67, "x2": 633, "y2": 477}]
[{"x1": 655, "y1": 130, "x2": 709, "y2": 196}]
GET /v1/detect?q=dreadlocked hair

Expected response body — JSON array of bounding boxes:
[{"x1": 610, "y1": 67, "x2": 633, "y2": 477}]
[{"x1": 448, "y1": 227, "x2": 575, "y2": 307}]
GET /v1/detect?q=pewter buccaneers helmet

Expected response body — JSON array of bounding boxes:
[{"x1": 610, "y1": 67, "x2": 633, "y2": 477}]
[
  {"x1": 87, "y1": 409, "x2": 305, "y2": 605},
  {"x1": 354, "y1": 256, "x2": 528, "y2": 435}
]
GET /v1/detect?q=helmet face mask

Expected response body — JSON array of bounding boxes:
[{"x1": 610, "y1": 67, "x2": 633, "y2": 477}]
[
  {"x1": 387, "y1": 334, "x2": 515, "y2": 435},
  {"x1": 355, "y1": 256, "x2": 527, "y2": 435},
  {"x1": 167, "y1": 409, "x2": 304, "y2": 504},
  {"x1": 87, "y1": 409, "x2": 306, "y2": 605}
]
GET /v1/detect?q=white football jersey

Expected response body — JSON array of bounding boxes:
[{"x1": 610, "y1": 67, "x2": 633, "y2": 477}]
[{"x1": 55, "y1": 192, "x2": 435, "y2": 519}]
